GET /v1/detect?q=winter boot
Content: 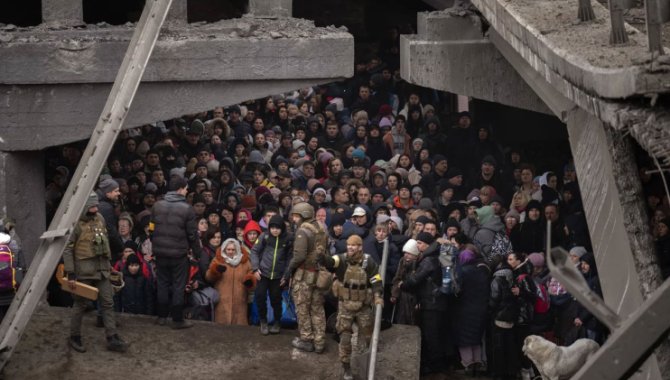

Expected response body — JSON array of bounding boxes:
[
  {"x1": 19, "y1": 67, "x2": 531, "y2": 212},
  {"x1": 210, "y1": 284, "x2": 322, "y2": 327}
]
[
  {"x1": 106, "y1": 334, "x2": 129, "y2": 353},
  {"x1": 342, "y1": 363, "x2": 353, "y2": 380},
  {"x1": 260, "y1": 321, "x2": 269, "y2": 335},
  {"x1": 269, "y1": 322, "x2": 281, "y2": 334},
  {"x1": 291, "y1": 337, "x2": 315, "y2": 352},
  {"x1": 69, "y1": 335, "x2": 86, "y2": 353}
]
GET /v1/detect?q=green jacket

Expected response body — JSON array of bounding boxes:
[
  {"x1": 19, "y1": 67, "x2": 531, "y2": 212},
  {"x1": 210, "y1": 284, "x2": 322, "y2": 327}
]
[{"x1": 63, "y1": 213, "x2": 112, "y2": 280}]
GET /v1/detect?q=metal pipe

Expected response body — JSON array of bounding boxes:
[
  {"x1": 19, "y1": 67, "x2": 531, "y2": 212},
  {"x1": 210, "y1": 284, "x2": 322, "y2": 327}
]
[{"x1": 368, "y1": 238, "x2": 389, "y2": 380}]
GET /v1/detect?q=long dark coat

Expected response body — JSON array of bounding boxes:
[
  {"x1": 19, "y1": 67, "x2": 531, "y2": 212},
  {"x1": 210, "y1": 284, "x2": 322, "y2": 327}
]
[{"x1": 454, "y1": 261, "x2": 491, "y2": 346}]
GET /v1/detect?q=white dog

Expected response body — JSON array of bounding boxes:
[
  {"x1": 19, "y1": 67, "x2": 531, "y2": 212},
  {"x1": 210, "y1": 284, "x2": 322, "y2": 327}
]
[{"x1": 522, "y1": 335, "x2": 600, "y2": 380}]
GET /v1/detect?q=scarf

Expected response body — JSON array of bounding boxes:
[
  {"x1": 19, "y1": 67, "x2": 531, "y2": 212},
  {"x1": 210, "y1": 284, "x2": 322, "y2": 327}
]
[{"x1": 222, "y1": 250, "x2": 243, "y2": 267}]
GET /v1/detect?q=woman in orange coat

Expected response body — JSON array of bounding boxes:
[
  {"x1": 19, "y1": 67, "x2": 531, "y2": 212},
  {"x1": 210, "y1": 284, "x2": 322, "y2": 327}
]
[{"x1": 206, "y1": 238, "x2": 256, "y2": 325}]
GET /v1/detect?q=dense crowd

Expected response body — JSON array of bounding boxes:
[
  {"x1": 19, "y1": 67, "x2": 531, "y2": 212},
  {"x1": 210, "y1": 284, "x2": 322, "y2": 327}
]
[{"x1": 38, "y1": 31, "x2": 670, "y2": 380}]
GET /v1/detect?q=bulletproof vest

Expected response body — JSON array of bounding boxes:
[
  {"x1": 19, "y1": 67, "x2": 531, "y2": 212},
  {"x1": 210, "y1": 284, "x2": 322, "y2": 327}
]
[
  {"x1": 299, "y1": 221, "x2": 327, "y2": 268},
  {"x1": 74, "y1": 215, "x2": 111, "y2": 260},
  {"x1": 340, "y1": 254, "x2": 371, "y2": 302}
]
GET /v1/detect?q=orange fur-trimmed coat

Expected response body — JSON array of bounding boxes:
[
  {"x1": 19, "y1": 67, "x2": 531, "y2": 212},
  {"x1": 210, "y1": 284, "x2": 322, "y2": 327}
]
[{"x1": 205, "y1": 239, "x2": 256, "y2": 325}]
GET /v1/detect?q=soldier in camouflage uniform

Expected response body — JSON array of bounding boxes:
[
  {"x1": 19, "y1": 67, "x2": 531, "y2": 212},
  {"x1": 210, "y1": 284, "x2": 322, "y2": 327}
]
[
  {"x1": 321, "y1": 234, "x2": 383, "y2": 380},
  {"x1": 63, "y1": 192, "x2": 128, "y2": 353},
  {"x1": 287, "y1": 202, "x2": 328, "y2": 353}
]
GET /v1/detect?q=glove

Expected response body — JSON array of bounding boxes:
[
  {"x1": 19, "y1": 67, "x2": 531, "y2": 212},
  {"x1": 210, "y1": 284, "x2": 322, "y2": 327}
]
[
  {"x1": 243, "y1": 279, "x2": 254, "y2": 288},
  {"x1": 374, "y1": 295, "x2": 384, "y2": 306},
  {"x1": 216, "y1": 265, "x2": 227, "y2": 273}
]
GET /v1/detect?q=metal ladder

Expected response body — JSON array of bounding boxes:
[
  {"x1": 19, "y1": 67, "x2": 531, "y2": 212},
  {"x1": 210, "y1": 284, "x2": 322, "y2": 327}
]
[{"x1": 0, "y1": 0, "x2": 173, "y2": 369}]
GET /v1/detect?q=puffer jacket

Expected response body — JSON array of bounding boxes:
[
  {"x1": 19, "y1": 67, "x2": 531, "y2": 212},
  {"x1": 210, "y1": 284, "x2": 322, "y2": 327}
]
[
  {"x1": 400, "y1": 242, "x2": 446, "y2": 311},
  {"x1": 150, "y1": 191, "x2": 202, "y2": 260},
  {"x1": 250, "y1": 217, "x2": 293, "y2": 281}
]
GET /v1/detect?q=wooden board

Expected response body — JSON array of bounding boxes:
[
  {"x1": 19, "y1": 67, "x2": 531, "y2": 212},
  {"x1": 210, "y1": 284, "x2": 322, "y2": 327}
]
[{"x1": 56, "y1": 264, "x2": 99, "y2": 301}]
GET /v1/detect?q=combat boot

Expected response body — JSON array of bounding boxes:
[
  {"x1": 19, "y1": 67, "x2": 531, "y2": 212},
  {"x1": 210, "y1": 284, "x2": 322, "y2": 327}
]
[
  {"x1": 106, "y1": 334, "x2": 129, "y2": 353},
  {"x1": 291, "y1": 337, "x2": 315, "y2": 352},
  {"x1": 342, "y1": 363, "x2": 353, "y2": 380},
  {"x1": 269, "y1": 322, "x2": 280, "y2": 334},
  {"x1": 260, "y1": 320, "x2": 269, "y2": 335},
  {"x1": 69, "y1": 335, "x2": 86, "y2": 353}
]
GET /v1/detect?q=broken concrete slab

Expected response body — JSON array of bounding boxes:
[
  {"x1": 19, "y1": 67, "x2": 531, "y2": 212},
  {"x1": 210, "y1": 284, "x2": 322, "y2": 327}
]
[
  {"x1": 471, "y1": 0, "x2": 670, "y2": 99},
  {"x1": 248, "y1": 0, "x2": 293, "y2": 18},
  {"x1": 0, "y1": 18, "x2": 353, "y2": 84},
  {"x1": 400, "y1": 35, "x2": 551, "y2": 114},
  {"x1": 0, "y1": 78, "x2": 338, "y2": 151},
  {"x1": 416, "y1": 10, "x2": 482, "y2": 40},
  {"x1": 41, "y1": 0, "x2": 84, "y2": 27},
  {"x1": 3, "y1": 306, "x2": 420, "y2": 380}
]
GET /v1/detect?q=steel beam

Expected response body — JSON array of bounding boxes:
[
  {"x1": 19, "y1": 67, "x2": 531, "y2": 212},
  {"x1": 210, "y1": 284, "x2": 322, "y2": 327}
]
[{"x1": 0, "y1": 0, "x2": 172, "y2": 369}]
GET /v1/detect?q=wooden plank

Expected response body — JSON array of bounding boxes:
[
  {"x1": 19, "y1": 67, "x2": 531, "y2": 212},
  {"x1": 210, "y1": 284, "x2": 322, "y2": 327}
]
[{"x1": 0, "y1": 0, "x2": 173, "y2": 369}]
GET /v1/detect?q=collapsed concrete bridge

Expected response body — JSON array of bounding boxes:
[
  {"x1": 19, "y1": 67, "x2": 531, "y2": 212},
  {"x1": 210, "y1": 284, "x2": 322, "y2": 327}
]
[{"x1": 402, "y1": 0, "x2": 670, "y2": 378}]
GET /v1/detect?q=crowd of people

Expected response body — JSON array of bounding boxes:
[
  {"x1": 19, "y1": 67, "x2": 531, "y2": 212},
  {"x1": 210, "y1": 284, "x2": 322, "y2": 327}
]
[{"x1": 39, "y1": 30, "x2": 670, "y2": 380}]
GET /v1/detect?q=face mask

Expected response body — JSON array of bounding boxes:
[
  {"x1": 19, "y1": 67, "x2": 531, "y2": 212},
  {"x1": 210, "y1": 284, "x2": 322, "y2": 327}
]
[{"x1": 298, "y1": 150, "x2": 306, "y2": 158}]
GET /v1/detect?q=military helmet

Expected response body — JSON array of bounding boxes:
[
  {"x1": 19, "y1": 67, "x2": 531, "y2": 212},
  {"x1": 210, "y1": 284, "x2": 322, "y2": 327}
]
[{"x1": 291, "y1": 202, "x2": 314, "y2": 220}]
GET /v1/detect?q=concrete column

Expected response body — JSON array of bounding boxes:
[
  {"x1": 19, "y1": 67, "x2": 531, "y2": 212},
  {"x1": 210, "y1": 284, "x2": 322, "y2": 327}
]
[
  {"x1": 248, "y1": 0, "x2": 292, "y2": 18},
  {"x1": 41, "y1": 0, "x2": 84, "y2": 27},
  {"x1": 0, "y1": 151, "x2": 45, "y2": 266},
  {"x1": 565, "y1": 108, "x2": 664, "y2": 378},
  {"x1": 166, "y1": 0, "x2": 188, "y2": 24}
]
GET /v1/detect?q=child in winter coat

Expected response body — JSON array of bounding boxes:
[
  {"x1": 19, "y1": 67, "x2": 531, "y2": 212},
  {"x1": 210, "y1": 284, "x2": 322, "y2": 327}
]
[
  {"x1": 114, "y1": 254, "x2": 155, "y2": 315},
  {"x1": 250, "y1": 214, "x2": 293, "y2": 335}
]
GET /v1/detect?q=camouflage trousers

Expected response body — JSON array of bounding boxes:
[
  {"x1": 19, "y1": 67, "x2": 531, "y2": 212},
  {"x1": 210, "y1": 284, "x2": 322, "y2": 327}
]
[
  {"x1": 292, "y1": 279, "x2": 326, "y2": 350},
  {"x1": 336, "y1": 300, "x2": 373, "y2": 363}
]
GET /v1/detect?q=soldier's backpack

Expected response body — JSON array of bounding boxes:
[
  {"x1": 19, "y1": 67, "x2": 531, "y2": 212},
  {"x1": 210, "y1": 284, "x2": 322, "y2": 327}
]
[{"x1": 0, "y1": 243, "x2": 16, "y2": 292}]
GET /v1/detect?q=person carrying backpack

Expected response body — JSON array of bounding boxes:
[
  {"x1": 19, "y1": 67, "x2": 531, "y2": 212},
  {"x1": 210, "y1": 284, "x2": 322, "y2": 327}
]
[
  {"x1": 526, "y1": 253, "x2": 552, "y2": 338},
  {"x1": 0, "y1": 229, "x2": 25, "y2": 321},
  {"x1": 467, "y1": 206, "x2": 511, "y2": 262},
  {"x1": 250, "y1": 214, "x2": 293, "y2": 335}
]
